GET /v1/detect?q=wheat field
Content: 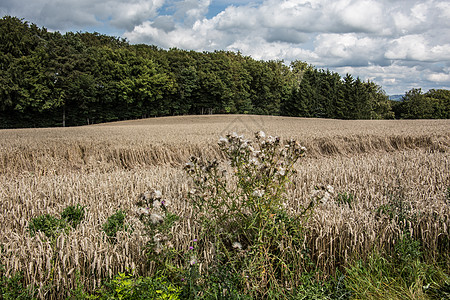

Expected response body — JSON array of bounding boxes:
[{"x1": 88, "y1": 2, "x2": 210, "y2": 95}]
[{"x1": 0, "y1": 115, "x2": 449, "y2": 298}]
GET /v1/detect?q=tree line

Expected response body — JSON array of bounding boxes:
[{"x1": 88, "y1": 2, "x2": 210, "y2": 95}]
[{"x1": 1, "y1": 16, "x2": 449, "y2": 128}]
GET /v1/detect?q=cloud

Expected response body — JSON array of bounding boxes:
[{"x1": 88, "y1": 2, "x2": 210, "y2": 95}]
[
  {"x1": 119, "y1": 0, "x2": 445, "y2": 93},
  {"x1": 385, "y1": 35, "x2": 450, "y2": 62},
  {"x1": 226, "y1": 37, "x2": 319, "y2": 61},
  {"x1": 1, "y1": 0, "x2": 165, "y2": 31},
  {"x1": 313, "y1": 33, "x2": 389, "y2": 67},
  {"x1": 264, "y1": 28, "x2": 309, "y2": 44},
  {"x1": 151, "y1": 15, "x2": 176, "y2": 33},
  {"x1": 173, "y1": 0, "x2": 210, "y2": 24},
  {"x1": 426, "y1": 72, "x2": 450, "y2": 83},
  {"x1": 328, "y1": 0, "x2": 387, "y2": 34}
]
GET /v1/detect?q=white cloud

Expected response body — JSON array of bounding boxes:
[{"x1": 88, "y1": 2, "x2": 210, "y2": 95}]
[
  {"x1": 313, "y1": 33, "x2": 389, "y2": 67},
  {"x1": 226, "y1": 36, "x2": 318, "y2": 61},
  {"x1": 426, "y1": 72, "x2": 450, "y2": 83},
  {"x1": 328, "y1": 0, "x2": 387, "y2": 33},
  {"x1": 436, "y1": 1, "x2": 450, "y2": 19},
  {"x1": 386, "y1": 35, "x2": 450, "y2": 62},
  {"x1": 1, "y1": 0, "x2": 165, "y2": 31},
  {"x1": 173, "y1": 0, "x2": 210, "y2": 25}
]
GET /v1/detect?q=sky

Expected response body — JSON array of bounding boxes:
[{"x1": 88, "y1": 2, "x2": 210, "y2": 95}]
[{"x1": 1, "y1": 0, "x2": 450, "y2": 95}]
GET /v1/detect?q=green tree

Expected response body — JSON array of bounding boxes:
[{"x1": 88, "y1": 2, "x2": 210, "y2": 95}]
[
  {"x1": 399, "y1": 88, "x2": 434, "y2": 119},
  {"x1": 425, "y1": 89, "x2": 450, "y2": 119}
]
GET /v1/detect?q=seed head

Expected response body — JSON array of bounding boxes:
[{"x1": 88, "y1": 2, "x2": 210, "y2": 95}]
[
  {"x1": 150, "y1": 213, "x2": 164, "y2": 224},
  {"x1": 232, "y1": 242, "x2": 243, "y2": 250},
  {"x1": 152, "y1": 190, "x2": 162, "y2": 199},
  {"x1": 255, "y1": 131, "x2": 266, "y2": 139},
  {"x1": 218, "y1": 136, "x2": 228, "y2": 145},
  {"x1": 252, "y1": 189, "x2": 265, "y2": 197}
]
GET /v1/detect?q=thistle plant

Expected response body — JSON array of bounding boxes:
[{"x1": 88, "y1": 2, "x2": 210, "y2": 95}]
[
  {"x1": 135, "y1": 189, "x2": 179, "y2": 276},
  {"x1": 184, "y1": 131, "x2": 312, "y2": 298}
]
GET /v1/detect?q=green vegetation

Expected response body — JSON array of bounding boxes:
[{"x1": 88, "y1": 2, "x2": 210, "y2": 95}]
[
  {"x1": 27, "y1": 204, "x2": 85, "y2": 239},
  {"x1": 0, "y1": 269, "x2": 37, "y2": 300},
  {"x1": 181, "y1": 132, "x2": 309, "y2": 298},
  {"x1": 28, "y1": 214, "x2": 67, "y2": 239},
  {"x1": 2, "y1": 16, "x2": 447, "y2": 129},
  {"x1": 61, "y1": 204, "x2": 86, "y2": 228},
  {"x1": 102, "y1": 210, "x2": 128, "y2": 242},
  {"x1": 392, "y1": 88, "x2": 450, "y2": 119},
  {"x1": 89, "y1": 271, "x2": 181, "y2": 300},
  {"x1": 336, "y1": 192, "x2": 354, "y2": 208},
  {"x1": 345, "y1": 235, "x2": 449, "y2": 300}
]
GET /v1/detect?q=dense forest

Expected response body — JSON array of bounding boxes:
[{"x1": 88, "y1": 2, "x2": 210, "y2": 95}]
[{"x1": 1, "y1": 16, "x2": 449, "y2": 128}]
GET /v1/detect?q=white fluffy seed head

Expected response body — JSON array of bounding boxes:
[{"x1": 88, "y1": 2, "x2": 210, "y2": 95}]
[
  {"x1": 252, "y1": 189, "x2": 264, "y2": 197},
  {"x1": 150, "y1": 213, "x2": 164, "y2": 224},
  {"x1": 219, "y1": 137, "x2": 228, "y2": 145},
  {"x1": 232, "y1": 242, "x2": 242, "y2": 250},
  {"x1": 326, "y1": 185, "x2": 335, "y2": 194},
  {"x1": 256, "y1": 131, "x2": 266, "y2": 139},
  {"x1": 152, "y1": 190, "x2": 162, "y2": 199}
]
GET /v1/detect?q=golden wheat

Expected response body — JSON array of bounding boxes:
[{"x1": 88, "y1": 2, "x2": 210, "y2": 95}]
[{"x1": 0, "y1": 115, "x2": 449, "y2": 299}]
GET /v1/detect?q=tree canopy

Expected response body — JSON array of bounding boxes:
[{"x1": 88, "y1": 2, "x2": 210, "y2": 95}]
[{"x1": 0, "y1": 16, "x2": 448, "y2": 128}]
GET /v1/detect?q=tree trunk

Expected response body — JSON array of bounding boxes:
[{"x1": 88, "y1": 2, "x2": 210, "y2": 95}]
[{"x1": 62, "y1": 106, "x2": 66, "y2": 127}]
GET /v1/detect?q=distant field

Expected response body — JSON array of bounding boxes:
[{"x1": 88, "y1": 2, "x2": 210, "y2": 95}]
[
  {"x1": 0, "y1": 115, "x2": 449, "y2": 298},
  {"x1": 1, "y1": 115, "x2": 449, "y2": 174}
]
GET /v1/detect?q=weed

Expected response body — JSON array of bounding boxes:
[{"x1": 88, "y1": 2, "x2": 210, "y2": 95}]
[
  {"x1": 345, "y1": 235, "x2": 449, "y2": 300},
  {"x1": 28, "y1": 204, "x2": 86, "y2": 239},
  {"x1": 91, "y1": 271, "x2": 181, "y2": 299},
  {"x1": 28, "y1": 214, "x2": 67, "y2": 239},
  {"x1": 184, "y1": 132, "x2": 311, "y2": 298},
  {"x1": 1, "y1": 264, "x2": 37, "y2": 300},
  {"x1": 335, "y1": 192, "x2": 353, "y2": 208},
  {"x1": 61, "y1": 204, "x2": 85, "y2": 228},
  {"x1": 134, "y1": 190, "x2": 180, "y2": 279},
  {"x1": 376, "y1": 186, "x2": 418, "y2": 232},
  {"x1": 102, "y1": 210, "x2": 128, "y2": 242}
]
